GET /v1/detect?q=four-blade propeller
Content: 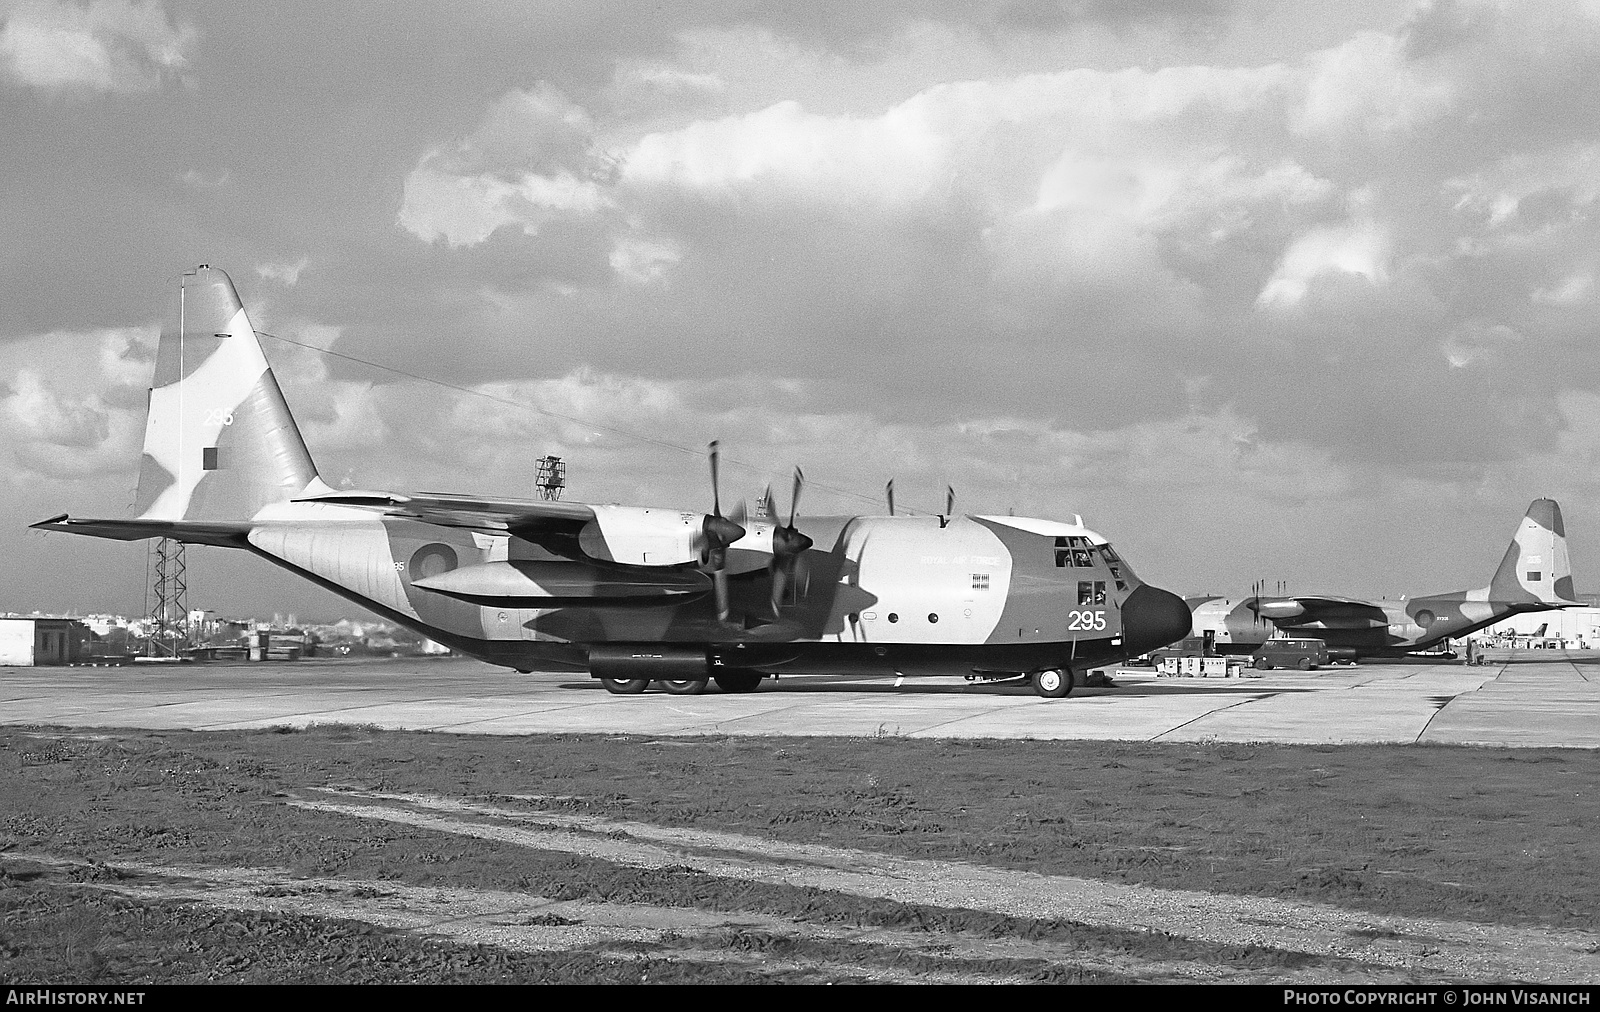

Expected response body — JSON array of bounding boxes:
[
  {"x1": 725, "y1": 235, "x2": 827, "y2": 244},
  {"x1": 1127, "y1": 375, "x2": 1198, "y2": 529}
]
[
  {"x1": 767, "y1": 467, "x2": 813, "y2": 616},
  {"x1": 701, "y1": 441, "x2": 747, "y2": 622}
]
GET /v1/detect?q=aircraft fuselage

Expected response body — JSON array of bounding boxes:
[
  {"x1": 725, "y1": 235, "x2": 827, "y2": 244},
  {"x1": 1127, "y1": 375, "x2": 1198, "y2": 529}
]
[{"x1": 238, "y1": 502, "x2": 1190, "y2": 678}]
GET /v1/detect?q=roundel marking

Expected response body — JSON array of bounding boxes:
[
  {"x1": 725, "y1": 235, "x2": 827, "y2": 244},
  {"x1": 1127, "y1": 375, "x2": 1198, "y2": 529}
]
[
  {"x1": 409, "y1": 543, "x2": 459, "y2": 582},
  {"x1": 1415, "y1": 609, "x2": 1435, "y2": 629}
]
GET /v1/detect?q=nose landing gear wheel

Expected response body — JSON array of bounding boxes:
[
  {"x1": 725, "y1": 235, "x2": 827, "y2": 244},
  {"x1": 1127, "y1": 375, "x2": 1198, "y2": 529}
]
[
  {"x1": 1030, "y1": 668, "x2": 1073, "y2": 698},
  {"x1": 659, "y1": 678, "x2": 709, "y2": 695},
  {"x1": 599, "y1": 677, "x2": 650, "y2": 695},
  {"x1": 713, "y1": 670, "x2": 763, "y2": 693}
]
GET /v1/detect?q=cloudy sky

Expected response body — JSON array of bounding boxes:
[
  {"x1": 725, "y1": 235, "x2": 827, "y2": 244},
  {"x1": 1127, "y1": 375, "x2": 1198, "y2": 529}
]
[{"x1": 3, "y1": 0, "x2": 1598, "y2": 618}]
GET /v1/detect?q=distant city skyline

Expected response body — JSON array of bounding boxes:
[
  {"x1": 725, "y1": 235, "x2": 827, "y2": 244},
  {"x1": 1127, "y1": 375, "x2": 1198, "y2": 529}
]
[{"x1": 4, "y1": 1, "x2": 1599, "y2": 617}]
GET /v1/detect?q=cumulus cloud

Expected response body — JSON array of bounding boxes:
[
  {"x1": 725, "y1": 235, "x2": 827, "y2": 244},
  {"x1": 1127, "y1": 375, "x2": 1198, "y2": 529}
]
[
  {"x1": 605, "y1": 60, "x2": 726, "y2": 118},
  {"x1": 398, "y1": 86, "x2": 615, "y2": 247},
  {"x1": 1531, "y1": 273, "x2": 1593, "y2": 306},
  {"x1": 1441, "y1": 319, "x2": 1523, "y2": 369},
  {"x1": 0, "y1": 327, "x2": 152, "y2": 479},
  {"x1": 1255, "y1": 197, "x2": 1390, "y2": 309},
  {"x1": 1291, "y1": 30, "x2": 1454, "y2": 136},
  {"x1": 0, "y1": 0, "x2": 195, "y2": 95},
  {"x1": 256, "y1": 257, "x2": 311, "y2": 287}
]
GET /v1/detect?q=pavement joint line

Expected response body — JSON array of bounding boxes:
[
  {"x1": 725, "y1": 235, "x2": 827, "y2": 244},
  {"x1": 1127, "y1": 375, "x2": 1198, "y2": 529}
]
[
  {"x1": 1146, "y1": 693, "x2": 1280, "y2": 743},
  {"x1": 667, "y1": 701, "x2": 816, "y2": 734},
  {"x1": 429, "y1": 702, "x2": 636, "y2": 731},
  {"x1": 1411, "y1": 691, "x2": 1460, "y2": 745},
  {"x1": 892, "y1": 702, "x2": 1030, "y2": 737}
]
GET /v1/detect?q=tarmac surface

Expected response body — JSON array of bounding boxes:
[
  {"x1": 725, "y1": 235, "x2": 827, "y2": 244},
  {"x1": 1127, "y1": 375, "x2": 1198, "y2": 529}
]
[{"x1": 2, "y1": 650, "x2": 1597, "y2": 747}]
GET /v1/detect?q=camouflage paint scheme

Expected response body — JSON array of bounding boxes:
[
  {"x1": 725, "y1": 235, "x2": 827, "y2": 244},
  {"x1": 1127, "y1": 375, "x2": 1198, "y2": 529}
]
[
  {"x1": 35, "y1": 267, "x2": 1193, "y2": 685},
  {"x1": 1187, "y1": 499, "x2": 1579, "y2": 659}
]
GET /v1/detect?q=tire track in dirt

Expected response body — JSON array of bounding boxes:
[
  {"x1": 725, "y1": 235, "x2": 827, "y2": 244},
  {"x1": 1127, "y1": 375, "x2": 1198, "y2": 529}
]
[
  {"x1": 0, "y1": 854, "x2": 1137, "y2": 983},
  {"x1": 294, "y1": 788, "x2": 1600, "y2": 982}
]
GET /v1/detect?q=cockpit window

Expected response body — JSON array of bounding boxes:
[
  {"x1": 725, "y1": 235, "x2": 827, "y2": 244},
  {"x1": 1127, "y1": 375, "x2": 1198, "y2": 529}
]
[
  {"x1": 1099, "y1": 542, "x2": 1128, "y2": 591},
  {"x1": 1054, "y1": 535, "x2": 1095, "y2": 568}
]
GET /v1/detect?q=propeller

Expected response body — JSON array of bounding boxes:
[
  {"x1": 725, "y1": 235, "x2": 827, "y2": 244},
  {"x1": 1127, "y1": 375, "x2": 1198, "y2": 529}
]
[
  {"x1": 768, "y1": 466, "x2": 814, "y2": 616},
  {"x1": 701, "y1": 440, "x2": 746, "y2": 622},
  {"x1": 886, "y1": 479, "x2": 895, "y2": 517}
]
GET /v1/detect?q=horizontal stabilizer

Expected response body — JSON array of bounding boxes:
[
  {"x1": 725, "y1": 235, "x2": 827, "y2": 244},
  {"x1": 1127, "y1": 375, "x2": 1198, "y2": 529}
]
[{"x1": 31, "y1": 514, "x2": 251, "y2": 547}]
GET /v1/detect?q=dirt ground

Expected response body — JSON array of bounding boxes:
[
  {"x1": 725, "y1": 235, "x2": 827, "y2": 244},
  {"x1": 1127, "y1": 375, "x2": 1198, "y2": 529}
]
[{"x1": 2, "y1": 726, "x2": 1596, "y2": 983}]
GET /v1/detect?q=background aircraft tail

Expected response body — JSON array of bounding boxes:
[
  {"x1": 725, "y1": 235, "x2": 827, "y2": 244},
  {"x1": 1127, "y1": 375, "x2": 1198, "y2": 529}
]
[
  {"x1": 130, "y1": 265, "x2": 322, "y2": 523},
  {"x1": 1485, "y1": 499, "x2": 1578, "y2": 605}
]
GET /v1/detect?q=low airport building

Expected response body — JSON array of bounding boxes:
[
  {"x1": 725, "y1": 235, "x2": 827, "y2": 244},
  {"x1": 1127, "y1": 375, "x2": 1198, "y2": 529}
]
[{"x1": 0, "y1": 616, "x2": 92, "y2": 666}]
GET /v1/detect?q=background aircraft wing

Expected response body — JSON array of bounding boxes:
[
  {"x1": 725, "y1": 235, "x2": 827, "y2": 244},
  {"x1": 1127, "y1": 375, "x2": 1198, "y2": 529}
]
[{"x1": 1253, "y1": 594, "x2": 1390, "y2": 629}]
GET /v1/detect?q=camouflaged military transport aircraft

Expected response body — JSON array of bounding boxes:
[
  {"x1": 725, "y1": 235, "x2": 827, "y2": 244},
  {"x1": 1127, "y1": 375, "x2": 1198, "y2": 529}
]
[
  {"x1": 1186, "y1": 499, "x2": 1578, "y2": 661},
  {"x1": 33, "y1": 266, "x2": 1193, "y2": 697}
]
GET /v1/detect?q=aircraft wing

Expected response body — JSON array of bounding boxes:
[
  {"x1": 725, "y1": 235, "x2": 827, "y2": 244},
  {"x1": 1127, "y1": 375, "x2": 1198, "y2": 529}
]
[
  {"x1": 1252, "y1": 595, "x2": 1390, "y2": 630},
  {"x1": 294, "y1": 490, "x2": 596, "y2": 536}
]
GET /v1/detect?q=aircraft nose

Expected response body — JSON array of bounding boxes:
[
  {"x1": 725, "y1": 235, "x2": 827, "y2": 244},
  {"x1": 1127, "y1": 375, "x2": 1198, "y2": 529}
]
[{"x1": 1121, "y1": 584, "x2": 1192, "y2": 656}]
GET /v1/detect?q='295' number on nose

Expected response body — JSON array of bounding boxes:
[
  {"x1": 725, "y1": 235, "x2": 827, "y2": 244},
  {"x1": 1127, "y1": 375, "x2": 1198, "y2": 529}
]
[{"x1": 1068, "y1": 610, "x2": 1107, "y2": 631}]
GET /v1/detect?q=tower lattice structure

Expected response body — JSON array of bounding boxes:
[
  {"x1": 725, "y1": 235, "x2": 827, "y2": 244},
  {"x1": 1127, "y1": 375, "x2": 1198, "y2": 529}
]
[
  {"x1": 146, "y1": 537, "x2": 189, "y2": 657},
  {"x1": 535, "y1": 455, "x2": 566, "y2": 500}
]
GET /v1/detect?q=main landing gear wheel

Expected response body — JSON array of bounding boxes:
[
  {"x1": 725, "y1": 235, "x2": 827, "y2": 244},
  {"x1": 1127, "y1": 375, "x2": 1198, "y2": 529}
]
[
  {"x1": 599, "y1": 677, "x2": 650, "y2": 695},
  {"x1": 714, "y1": 670, "x2": 763, "y2": 693},
  {"x1": 1030, "y1": 668, "x2": 1072, "y2": 698},
  {"x1": 658, "y1": 679, "x2": 709, "y2": 695}
]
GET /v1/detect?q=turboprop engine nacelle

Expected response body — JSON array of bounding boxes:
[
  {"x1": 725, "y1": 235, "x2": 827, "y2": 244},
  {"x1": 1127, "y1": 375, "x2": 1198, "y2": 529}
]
[{"x1": 578, "y1": 504, "x2": 719, "y2": 567}]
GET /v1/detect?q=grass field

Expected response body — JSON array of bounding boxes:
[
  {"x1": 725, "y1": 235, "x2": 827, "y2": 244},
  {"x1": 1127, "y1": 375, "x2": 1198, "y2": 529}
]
[{"x1": 2, "y1": 725, "x2": 1596, "y2": 983}]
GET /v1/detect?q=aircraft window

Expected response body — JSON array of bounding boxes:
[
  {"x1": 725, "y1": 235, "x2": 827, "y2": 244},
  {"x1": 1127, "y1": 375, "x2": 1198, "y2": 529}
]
[
  {"x1": 1094, "y1": 581, "x2": 1107, "y2": 605},
  {"x1": 1527, "y1": 571, "x2": 1542, "y2": 581},
  {"x1": 1072, "y1": 548, "x2": 1093, "y2": 567},
  {"x1": 1078, "y1": 581, "x2": 1093, "y2": 605},
  {"x1": 888, "y1": 613, "x2": 899, "y2": 623},
  {"x1": 1100, "y1": 545, "x2": 1120, "y2": 563},
  {"x1": 1055, "y1": 549, "x2": 1070, "y2": 568},
  {"x1": 928, "y1": 613, "x2": 939, "y2": 623}
]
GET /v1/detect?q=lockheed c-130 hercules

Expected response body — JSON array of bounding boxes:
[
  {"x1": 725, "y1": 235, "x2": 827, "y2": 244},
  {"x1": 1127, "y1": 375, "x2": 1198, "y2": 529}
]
[
  {"x1": 1185, "y1": 498, "x2": 1579, "y2": 662},
  {"x1": 34, "y1": 266, "x2": 1193, "y2": 698}
]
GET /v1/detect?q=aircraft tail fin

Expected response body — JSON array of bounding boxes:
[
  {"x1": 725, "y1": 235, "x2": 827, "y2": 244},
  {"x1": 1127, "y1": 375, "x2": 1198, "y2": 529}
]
[
  {"x1": 131, "y1": 265, "x2": 324, "y2": 523},
  {"x1": 1486, "y1": 499, "x2": 1578, "y2": 606}
]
